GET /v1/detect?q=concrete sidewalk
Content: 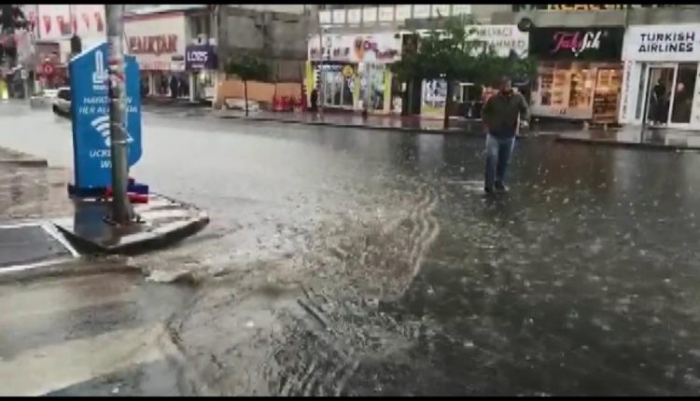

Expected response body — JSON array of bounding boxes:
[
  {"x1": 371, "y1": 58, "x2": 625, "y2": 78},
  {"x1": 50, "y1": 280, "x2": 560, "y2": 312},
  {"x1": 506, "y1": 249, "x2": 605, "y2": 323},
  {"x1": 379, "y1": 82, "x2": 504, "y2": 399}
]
[
  {"x1": 0, "y1": 144, "x2": 209, "y2": 279},
  {"x1": 555, "y1": 125, "x2": 700, "y2": 151}
]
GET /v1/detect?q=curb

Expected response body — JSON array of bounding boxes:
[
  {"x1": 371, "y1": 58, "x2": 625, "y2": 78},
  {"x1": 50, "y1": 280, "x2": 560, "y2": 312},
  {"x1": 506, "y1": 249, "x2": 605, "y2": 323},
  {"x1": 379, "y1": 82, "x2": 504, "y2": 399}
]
[
  {"x1": 0, "y1": 146, "x2": 49, "y2": 168},
  {"x1": 215, "y1": 112, "x2": 470, "y2": 135},
  {"x1": 0, "y1": 257, "x2": 144, "y2": 284},
  {"x1": 213, "y1": 112, "x2": 552, "y2": 139},
  {"x1": 55, "y1": 211, "x2": 210, "y2": 256},
  {"x1": 554, "y1": 135, "x2": 700, "y2": 152}
]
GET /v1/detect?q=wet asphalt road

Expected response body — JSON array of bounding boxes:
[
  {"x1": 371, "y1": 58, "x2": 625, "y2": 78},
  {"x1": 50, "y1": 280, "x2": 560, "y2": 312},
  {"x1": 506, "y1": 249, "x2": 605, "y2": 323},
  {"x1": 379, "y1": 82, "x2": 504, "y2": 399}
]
[{"x1": 1, "y1": 102, "x2": 700, "y2": 395}]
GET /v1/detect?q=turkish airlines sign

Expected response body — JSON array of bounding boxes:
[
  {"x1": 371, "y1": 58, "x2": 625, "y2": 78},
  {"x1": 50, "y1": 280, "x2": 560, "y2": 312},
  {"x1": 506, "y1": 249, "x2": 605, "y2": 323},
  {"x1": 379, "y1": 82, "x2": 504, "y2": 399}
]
[{"x1": 623, "y1": 25, "x2": 700, "y2": 62}]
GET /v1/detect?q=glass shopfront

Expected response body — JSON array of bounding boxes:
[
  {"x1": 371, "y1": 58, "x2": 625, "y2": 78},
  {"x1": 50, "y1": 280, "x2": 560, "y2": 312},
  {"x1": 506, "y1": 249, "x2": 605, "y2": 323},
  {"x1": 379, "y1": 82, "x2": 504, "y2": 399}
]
[
  {"x1": 528, "y1": 26, "x2": 625, "y2": 121},
  {"x1": 533, "y1": 61, "x2": 622, "y2": 120},
  {"x1": 317, "y1": 63, "x2": 356, "y2": 108},
  {"x1": 636, "y1": 62, "x2": 697, "y2": 126},
  {"x1": 359, "y1": 63, "x2": 387, "y2": 111}
]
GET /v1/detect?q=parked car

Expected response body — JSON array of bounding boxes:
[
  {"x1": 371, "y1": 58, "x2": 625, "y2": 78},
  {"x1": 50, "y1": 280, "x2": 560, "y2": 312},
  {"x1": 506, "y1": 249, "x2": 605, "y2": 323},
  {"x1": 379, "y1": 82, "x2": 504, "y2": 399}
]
[{"x1": 52, "y1": 86, "x2": 71, "y2": 118}]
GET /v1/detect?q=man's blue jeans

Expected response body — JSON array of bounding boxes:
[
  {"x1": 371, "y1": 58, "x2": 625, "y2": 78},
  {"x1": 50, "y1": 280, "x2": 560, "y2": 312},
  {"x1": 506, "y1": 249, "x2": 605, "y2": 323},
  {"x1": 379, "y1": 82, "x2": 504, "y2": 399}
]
[{"x1": 484, "y1": 134, "x2": 515, "y2": 190}]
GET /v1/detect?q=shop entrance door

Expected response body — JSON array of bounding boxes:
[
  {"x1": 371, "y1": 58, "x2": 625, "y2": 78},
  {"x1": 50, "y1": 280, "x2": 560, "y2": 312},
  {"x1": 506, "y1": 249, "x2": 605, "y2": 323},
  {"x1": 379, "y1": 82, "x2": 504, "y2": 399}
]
[
  {"x1": 642, "y1": 63, "x2": 698, "y2": 127},
  {"x1": 643, "y1": 65, "x2": 675, "y2": 126}
]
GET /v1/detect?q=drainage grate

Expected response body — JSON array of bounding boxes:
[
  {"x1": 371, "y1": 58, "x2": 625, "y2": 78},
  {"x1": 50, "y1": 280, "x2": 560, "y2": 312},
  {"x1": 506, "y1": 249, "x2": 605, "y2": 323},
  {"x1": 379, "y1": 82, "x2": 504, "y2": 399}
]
[{"x1": 0, "y1": 223, "x2": 76, "y2": 271}]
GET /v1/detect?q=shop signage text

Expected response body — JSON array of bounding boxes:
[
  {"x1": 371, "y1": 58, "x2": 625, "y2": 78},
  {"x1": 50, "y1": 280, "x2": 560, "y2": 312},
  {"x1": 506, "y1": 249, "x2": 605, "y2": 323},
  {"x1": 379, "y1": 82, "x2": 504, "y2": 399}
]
[
  {"x1": 354, "y1": 37, "x2": 398, "y2": 61},
  {"x1": 185, "y1": 44, "x2": 218, "y2": 71},
  {"x1": 128, "y1": 35, "x2": 178, "y2": 56},
  {"x1": 623, "y1": 25, "x2": 700, "y2": 62},
  {"x1": 552, "y1": 30, "x2": 603, "y2": 56},
  {"x1": 638, "y1": 32, "x2": 695, "y2": 53},
  {"x1": 529, "y1": 27, "x2": 624, "y2": 61},
  {"x1": 308, "y1": 33, "x2": 401, "y2": 64},
  {"x1": 466, "y1": 25, "x2": 529, "y2": 58}
]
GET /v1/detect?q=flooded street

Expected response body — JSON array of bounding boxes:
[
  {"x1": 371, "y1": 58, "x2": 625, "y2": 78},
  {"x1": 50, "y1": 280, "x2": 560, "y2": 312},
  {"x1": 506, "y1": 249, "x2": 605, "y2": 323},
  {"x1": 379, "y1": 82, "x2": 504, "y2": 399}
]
[{"x1": 1, "y1": 102, "x2": 700, "y2": 395}]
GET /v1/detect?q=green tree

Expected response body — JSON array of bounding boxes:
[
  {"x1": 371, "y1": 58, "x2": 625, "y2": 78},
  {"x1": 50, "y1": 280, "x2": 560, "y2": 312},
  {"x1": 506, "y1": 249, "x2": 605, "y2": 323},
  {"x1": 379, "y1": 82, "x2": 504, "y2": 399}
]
[
  {"x1": 224, "y1": 53, "x2": 271, "y2": 116},
  {"x1": 391, "y1": 16, "x2": 537, "y2": 129}
]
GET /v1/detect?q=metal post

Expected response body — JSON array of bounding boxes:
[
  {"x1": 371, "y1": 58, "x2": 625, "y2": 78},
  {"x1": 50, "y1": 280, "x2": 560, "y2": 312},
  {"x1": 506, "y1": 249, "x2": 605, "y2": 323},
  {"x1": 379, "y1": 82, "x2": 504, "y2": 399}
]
[
  {"x1": 316, "y1": 8, "x2": 324, "y2": 117},
  {"x1": 105, "y1": 4, "x2": 134, "y2": 224},
  {"x1": 640, "y1": 66, "x2": 653, "y2": 140}
]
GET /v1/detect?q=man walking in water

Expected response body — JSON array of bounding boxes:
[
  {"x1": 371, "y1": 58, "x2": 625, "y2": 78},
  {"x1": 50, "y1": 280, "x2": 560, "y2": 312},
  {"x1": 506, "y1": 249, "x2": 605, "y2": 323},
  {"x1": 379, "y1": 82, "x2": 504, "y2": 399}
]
[{"x1": 481, "y1": 76, "x2": 530, "y2": 194}]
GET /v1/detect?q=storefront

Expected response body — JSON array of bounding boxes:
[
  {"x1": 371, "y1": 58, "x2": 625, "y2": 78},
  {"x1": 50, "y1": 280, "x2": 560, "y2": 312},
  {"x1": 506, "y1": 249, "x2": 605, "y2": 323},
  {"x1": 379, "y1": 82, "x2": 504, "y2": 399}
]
[
  {"x1": 124, "y1": 12, "x2": 188, "y2": 98},
  {"x1": 185, "y1": 43, "x2": 218, "y2": 102},
  {"x1": 618, "y1": 24, "x2": 700, "y2": 130},
  {"x1": 307, "y1": 32, "x2": 401, "y2": 113},
  {"x1": 529, "y1": 26, "x2": 625, "y2": 123}
]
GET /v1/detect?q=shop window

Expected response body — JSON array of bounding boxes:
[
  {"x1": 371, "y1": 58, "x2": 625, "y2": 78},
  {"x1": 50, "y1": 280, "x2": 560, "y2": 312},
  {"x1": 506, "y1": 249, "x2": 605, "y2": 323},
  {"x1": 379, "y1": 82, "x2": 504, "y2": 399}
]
[
  {"x1": 670, "y1": 63, "x2": 697, "y2": 124},
  {"x1": 359, "y1": 63, "x2": 386, "y2": 111},
  {"x1": 319, "y1": 64, "x2": 354, "y2": 108}
]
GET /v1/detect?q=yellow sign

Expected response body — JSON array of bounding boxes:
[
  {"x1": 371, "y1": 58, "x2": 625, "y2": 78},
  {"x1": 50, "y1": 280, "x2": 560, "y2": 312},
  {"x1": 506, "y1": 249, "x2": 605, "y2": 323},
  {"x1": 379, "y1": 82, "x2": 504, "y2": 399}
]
[{"x1": 342, "y1": 65, "x2": 354, "y2": 78}]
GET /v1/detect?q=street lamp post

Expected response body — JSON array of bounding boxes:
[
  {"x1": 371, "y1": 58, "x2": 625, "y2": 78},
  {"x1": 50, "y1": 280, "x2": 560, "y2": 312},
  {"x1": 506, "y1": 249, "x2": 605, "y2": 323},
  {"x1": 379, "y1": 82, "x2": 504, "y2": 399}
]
[{"x1": 104, "y1": 4, "x2": 134, "y2": 225}]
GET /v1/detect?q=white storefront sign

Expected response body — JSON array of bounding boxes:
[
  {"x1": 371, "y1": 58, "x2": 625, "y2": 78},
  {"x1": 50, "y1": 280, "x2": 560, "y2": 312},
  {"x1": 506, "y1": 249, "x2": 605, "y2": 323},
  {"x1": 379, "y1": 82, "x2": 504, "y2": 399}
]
[
  {"x1": 124, "y1": 13, "x2": 187, "y2": 71},
  {"x1": 308, "y1": 33, "x2": 402, "y2": 64},
  {"x1": 465, "y1": 25, "x2": 529, "y2": 58},
  {"x1": 619, "y1": 24, "x2": 700, "y2": 129},
  {"x1": 623, "y1": 25, "x2": 700, "y2": 62}
]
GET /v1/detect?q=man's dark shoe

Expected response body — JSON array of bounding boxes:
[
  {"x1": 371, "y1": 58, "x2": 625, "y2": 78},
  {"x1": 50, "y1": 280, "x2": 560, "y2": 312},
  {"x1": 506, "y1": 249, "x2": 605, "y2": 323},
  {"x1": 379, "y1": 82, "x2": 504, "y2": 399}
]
[
  {"x1": 495, "y1": 182, "x2": 507, "y2": 192},
  {"x1": 484, "y1": 186, "x2": 494, "y2": 194}
]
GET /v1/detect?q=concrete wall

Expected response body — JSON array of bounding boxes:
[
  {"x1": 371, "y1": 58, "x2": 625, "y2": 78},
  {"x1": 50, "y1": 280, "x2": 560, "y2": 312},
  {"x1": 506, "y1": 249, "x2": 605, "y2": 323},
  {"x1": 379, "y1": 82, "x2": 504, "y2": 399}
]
[
  {"x1": 219, "y1": 7, "x2": 308, "y2": 82},
  {"x1": 492, "y1": 5, "x2": 700, "y2": 26}
]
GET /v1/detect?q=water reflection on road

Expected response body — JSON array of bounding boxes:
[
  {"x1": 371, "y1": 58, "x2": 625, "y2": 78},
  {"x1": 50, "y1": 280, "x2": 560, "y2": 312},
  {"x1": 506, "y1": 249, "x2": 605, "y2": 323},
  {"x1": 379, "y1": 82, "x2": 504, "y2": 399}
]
[{"x1": 2, "y1": 104, "x2": 700, "y2": 395}]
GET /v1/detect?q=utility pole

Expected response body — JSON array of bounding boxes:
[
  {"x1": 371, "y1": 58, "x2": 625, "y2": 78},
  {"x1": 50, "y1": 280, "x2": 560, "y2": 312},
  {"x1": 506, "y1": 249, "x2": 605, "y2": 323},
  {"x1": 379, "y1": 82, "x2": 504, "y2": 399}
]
[{"x1": 105, "y1": 4, "x2": 134, "y2": 225}]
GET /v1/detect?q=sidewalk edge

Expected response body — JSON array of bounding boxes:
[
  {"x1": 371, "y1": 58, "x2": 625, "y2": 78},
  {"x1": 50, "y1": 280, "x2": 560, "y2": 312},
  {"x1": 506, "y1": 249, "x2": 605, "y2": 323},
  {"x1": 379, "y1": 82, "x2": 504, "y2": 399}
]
[
  {"x1": 555, "y1": 135, "x2": 700, "y2": 152},
  {"x1": 215, "y1": 112, "x2": 464, "y2": 135},
  {"x1": 54, "y1": 212, "x2": 210, "y2": 256},
  {"x1": 0, "y1": 146, "x2": 48, "y2": 167}
]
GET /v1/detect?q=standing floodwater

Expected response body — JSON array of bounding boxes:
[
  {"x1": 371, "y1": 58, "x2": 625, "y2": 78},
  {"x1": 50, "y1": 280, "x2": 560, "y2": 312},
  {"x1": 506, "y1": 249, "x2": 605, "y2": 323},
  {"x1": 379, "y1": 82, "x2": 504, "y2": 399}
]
[{"x1": 0, "y1": 101, "x2": 699, "y2": 395}]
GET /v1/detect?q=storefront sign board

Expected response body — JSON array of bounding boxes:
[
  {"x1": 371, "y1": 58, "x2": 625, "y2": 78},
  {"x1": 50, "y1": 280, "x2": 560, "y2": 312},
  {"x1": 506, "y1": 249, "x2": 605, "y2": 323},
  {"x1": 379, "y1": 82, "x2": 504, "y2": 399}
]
[
  {"x1": 124, "y1": 13, "x2": 186, "y2": 72},
  {"x1": 466, "y1": 25, "x2": 529, "y2": 58},
  {"x1": 529, "y1": 27, "x2": 624, "y2": 61},
  {"x1": 308, "y1": 33, "x2": 402, "y2": 64},
  {"x1": 622, "y1": 25, "x2": 700, "y2": 62},
  {"x1": 185, "y1": 44, "x2": 218, "y2": 70}
]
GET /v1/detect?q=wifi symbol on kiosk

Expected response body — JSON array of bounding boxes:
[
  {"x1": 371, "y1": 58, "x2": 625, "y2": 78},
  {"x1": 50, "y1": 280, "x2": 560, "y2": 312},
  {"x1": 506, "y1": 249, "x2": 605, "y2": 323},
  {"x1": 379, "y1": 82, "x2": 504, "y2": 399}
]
[{"x1": 91, "y1": 115, "x2": 133, "y2": 148}]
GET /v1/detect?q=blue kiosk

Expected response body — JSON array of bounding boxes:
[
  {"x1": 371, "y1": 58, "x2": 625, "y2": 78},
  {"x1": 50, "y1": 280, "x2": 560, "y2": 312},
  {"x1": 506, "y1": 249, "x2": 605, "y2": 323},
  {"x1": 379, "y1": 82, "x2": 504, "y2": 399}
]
[{"x1": 67, "y1": 41, "x2": 147, "y2": 198}]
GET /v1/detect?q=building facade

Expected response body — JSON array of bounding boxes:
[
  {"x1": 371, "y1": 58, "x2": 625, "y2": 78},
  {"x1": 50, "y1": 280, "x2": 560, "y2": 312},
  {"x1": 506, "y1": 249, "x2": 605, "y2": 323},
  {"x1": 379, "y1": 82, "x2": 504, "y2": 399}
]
[
  {"x1": 307, "y1": 32, "x2": 402, "y2": 113},
  {"x1": 487, "y1": 4, "x2": 699, "y2": 126}
]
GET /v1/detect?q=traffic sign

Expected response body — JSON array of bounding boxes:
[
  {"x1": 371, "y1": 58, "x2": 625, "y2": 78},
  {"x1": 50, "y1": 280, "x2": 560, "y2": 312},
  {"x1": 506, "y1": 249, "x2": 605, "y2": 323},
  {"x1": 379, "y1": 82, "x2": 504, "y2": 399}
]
[
  {"x1": 42, "y1": 63, "x2": 54, "y2": 76},
  {"x1": 69, "y1": 41, "x2": 142, "y2": 191}
]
